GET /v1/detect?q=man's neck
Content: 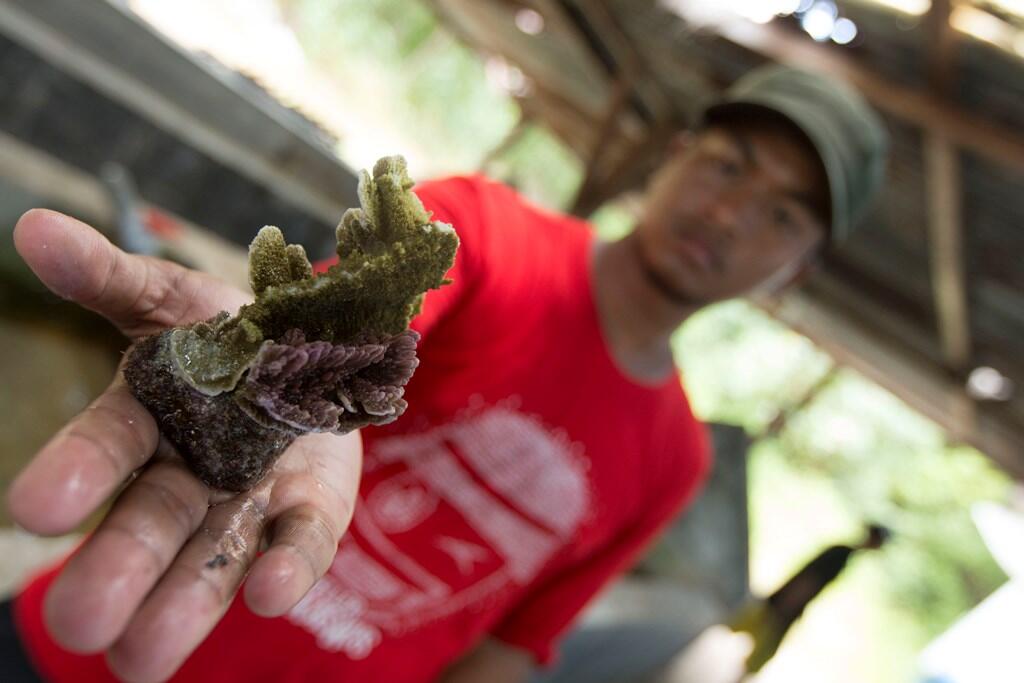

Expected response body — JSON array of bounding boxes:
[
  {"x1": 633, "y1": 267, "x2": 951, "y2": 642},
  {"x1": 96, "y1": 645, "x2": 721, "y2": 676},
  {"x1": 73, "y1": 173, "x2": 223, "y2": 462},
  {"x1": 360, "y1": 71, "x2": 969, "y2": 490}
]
[{"x1": 590, "y1": 232, "x2": 702, "y2": 385}]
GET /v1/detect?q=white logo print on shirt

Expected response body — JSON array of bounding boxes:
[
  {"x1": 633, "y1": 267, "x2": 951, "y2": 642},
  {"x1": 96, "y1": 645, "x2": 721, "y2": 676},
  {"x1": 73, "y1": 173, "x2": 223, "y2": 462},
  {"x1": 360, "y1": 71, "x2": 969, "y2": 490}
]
[
  {"x1": 288, "y1": 397, "x2": 592, "y2": 658},
  {"x1": 435, "y1": 536, "x2": 490, "y2": 575}
]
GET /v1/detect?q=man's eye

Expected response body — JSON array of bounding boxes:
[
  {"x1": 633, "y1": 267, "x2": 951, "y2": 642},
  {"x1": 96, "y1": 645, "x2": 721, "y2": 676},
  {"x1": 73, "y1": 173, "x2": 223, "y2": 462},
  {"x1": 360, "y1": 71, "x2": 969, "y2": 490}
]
[
  {"x1": 715, "y1": 158, "x2": 742, "y2": 177},
  {"x1": 772, "y1": 206, "x2": 798, "y2": 232}
]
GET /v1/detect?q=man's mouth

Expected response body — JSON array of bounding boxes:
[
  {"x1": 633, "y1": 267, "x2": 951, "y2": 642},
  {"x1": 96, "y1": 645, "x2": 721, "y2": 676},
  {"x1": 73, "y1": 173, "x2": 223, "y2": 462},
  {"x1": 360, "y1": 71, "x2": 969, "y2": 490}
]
[{"x1": 671, "y1": 233, "x2": 723, "y2": 273}]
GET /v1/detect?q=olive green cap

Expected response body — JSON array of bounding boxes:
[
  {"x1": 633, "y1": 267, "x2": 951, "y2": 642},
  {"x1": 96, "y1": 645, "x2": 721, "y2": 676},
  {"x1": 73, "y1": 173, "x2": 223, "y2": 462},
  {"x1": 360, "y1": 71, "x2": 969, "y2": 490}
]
[{"x1": 704, "y1": 65, "x2": 889, "y2": 244}]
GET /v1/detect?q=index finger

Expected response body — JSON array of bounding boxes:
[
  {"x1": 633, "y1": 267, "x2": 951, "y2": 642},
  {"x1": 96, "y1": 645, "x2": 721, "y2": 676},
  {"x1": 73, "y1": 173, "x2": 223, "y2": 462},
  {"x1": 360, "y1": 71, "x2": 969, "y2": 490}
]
[{"x1": 6, "y1": 378, "x2": 158, "y2": 536}]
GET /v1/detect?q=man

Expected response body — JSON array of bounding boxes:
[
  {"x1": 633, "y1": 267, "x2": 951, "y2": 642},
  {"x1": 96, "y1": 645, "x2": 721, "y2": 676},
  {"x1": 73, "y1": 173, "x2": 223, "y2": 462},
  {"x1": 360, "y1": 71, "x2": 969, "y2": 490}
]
[{"x1": 5, "y1": 65, "x2": 886, "y2": 682}]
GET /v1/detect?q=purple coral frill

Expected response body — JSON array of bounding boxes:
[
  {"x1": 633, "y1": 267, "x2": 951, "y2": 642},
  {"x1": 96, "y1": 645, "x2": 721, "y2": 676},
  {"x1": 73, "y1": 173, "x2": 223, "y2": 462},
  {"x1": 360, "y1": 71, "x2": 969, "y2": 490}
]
[{"x1": 235, "y1": 329, "x2": 420, "y2": 433}]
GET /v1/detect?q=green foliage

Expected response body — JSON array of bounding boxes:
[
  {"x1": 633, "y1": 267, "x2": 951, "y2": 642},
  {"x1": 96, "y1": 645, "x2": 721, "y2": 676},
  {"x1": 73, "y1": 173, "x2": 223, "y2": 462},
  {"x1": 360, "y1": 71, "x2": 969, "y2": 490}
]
[
  {"x1": 590, "y1": 201, "x2": 636, "y2": 241},
  {"x1": 171, "y1": 156, "x2": 458, "y2": 395},
  {"x1": 276, "y1": 0, "x2": 582, "y2": 209},
  {"x1": 681, "y1": 302, "x2": 1011, "y2": 678},
  {"x1": 779, "y1": 371, "x2": 1010, "y2": 613},
  {"x1": 485, "y1": 125, "x2": 583, "y2": 210},
  {"x1": 278, "y1": 0, "x2": 519, "y2": 173},
  {"x1": 672, "y1": 300, "x2": 834, "y2": 430}
]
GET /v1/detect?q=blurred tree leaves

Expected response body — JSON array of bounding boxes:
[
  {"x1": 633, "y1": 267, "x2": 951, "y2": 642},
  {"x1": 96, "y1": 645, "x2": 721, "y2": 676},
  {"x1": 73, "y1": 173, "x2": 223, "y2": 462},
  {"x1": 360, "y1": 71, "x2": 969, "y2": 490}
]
[
  {"x1": 676, "y1": 299, "x2": 1010, "y2": 659},
  {"x1": 484, "y1": 125, "x2": 582, "y2": 210},
  {"x1": 276, "y1": 0, "x2": 581, "y2": 208},
  {"x1": 673, "y1": 300, "x2": 834, "y2": 432}
]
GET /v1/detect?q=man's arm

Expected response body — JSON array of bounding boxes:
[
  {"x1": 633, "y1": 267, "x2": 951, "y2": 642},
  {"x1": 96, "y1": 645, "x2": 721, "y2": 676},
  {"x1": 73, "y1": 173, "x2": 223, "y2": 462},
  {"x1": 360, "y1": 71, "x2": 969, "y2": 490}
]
[{"x1": 439, "y1": 638, "x2": 533, "y2": 683}]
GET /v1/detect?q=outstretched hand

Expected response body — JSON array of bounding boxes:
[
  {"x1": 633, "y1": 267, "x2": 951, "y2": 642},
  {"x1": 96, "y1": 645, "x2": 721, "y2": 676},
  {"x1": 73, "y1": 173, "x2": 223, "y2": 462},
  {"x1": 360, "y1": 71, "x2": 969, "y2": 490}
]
[{"x1": 7, "y1": 210, "x2": 361, "y2": 682}]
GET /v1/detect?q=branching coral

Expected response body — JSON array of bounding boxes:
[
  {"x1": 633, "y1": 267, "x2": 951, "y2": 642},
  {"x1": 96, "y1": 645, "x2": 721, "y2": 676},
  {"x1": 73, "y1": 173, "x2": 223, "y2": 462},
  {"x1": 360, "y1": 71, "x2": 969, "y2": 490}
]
[{"x1": 122, "y1": 156, "x2": 458, "y2": 491}]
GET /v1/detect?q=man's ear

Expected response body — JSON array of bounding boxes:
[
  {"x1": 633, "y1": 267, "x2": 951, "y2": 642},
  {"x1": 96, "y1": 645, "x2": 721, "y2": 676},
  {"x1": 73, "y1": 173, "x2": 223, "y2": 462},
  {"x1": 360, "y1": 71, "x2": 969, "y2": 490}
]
[
  {"x1": 755, "y1": 255, "x2": 820, "y2": 297},
  {"x1": 784, "y1": 256, "x2": 820, "y2": 291}
]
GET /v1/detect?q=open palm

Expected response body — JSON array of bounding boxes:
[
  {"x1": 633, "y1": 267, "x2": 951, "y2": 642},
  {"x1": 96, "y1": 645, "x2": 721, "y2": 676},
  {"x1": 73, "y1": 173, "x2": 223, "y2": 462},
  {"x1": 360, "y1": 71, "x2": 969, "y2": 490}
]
[{"x1": 8, "y1": 210, "x2": 361, "y2": 683}]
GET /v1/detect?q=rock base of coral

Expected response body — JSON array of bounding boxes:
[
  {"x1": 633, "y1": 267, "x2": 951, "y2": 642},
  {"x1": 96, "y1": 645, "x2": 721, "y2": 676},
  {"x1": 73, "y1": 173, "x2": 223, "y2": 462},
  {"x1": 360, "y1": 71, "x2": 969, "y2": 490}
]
[{"x1": 123, "y1": 332, "x2": 297, "y2": 491}]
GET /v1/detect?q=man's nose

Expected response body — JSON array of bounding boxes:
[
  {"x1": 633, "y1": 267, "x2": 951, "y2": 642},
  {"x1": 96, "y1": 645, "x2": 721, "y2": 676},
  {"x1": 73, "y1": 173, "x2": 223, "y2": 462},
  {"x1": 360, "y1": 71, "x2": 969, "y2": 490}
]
[{"x1": 705, "y1": 188, "x2": 750, "y2": 239}]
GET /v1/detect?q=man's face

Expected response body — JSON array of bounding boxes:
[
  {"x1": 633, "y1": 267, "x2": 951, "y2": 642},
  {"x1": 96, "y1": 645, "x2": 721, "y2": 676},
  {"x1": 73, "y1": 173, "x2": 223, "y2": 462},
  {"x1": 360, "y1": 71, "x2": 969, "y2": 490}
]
[{"x1": 635, "y1": 117, "x2": 829, "y2": 306}]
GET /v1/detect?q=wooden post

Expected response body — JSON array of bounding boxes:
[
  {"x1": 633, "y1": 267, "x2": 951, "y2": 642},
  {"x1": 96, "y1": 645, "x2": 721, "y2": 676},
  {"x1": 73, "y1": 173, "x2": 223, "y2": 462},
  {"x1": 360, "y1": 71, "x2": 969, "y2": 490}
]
[
  {"x1": 922, "y1": 0, "x2": 972, "y2": 373},
  {"x1": 925, "y1": 132, "x2": 972, "y2": 372},
  {"x1": 571, "y1": 74, "x2": 633, "y2": 216},
  {"x1": 925, "y1": 0, "x2": 957, "y2": 96}
]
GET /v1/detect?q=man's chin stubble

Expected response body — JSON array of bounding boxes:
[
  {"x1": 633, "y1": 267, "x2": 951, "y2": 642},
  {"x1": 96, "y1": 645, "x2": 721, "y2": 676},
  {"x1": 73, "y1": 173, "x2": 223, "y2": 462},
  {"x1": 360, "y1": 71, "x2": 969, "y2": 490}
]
[{"x1": 632, "y1": 238, "x2": 705, "y2": 309}]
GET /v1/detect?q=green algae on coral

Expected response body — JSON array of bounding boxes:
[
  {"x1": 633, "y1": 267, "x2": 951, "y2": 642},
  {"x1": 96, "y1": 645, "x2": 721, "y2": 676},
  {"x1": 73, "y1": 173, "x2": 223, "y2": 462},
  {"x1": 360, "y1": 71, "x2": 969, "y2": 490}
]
[
  {"x1": 170, "y1": 155, "x2": 458, "y2": 397},
  {"x1": 123, "y1": 154, "x2": 459, "y2": 490}
]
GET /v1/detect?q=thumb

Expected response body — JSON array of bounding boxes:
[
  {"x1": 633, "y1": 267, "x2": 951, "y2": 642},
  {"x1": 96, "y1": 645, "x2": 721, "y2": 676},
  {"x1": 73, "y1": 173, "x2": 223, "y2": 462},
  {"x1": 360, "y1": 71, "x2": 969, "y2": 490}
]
[{"x1": 13, "y1": 209, "x2": 251, "y2": 338}]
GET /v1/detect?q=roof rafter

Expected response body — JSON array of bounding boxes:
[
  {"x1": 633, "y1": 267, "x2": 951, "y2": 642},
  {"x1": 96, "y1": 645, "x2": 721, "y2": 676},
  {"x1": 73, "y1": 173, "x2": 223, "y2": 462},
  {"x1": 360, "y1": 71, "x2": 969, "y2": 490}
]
[{"x1": 683, "y1": 9, "x2": 1024, "y2": 173}]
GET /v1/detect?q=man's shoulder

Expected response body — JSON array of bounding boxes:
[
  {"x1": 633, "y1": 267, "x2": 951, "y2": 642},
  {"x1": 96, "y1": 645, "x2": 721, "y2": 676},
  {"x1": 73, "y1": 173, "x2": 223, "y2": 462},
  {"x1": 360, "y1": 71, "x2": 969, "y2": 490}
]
[
  {"x1": 646, "y1": 383, "x2": 712, "y2": 490},
  {"x1": 416, "y1": 174, "x2": 592, "y2": 279},
  {"x1": 416, "y1": 174, "x2": 588, "y2": 235},
  {"x1": 414, "y1": 173, "x2": 520, "y2": 218}
]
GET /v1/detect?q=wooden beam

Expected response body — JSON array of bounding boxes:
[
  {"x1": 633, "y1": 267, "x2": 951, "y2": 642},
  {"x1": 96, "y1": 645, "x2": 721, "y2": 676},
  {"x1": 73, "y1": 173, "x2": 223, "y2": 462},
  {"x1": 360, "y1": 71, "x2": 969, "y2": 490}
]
[
  {"x1": 672, "y1": 7, "x2": 1024, "y2": 173},
  {"x1": 431, "y1": 0, "x2": 611, "y2": 121},
  {"x1": 591, "y1": 119, "x2": 678, "y2": 206},
  {"x1": 925, "y1": 0, "x2": 957, "y2": 95},
  {"x1": 0, "y1": 0, "x2": 357, "y2": 225},
  {"x1": 523, "y1": 78, "x2": 605, "y2": 150},
  {"x1": 570, "y1": 0, "x2": 675, "y2": 121},
  {"x1": 0, "y1": 129, "x2": 114, "y2": 227},
  {"x1": 571, "y1": 75, "x2": 632, "y2": 216},
  {"x1": 753, "y1": 287, "x2": 1023, "y2": 479},
  {"x1": 0, "y1": 129, "x2": 250, "y2": 290}
]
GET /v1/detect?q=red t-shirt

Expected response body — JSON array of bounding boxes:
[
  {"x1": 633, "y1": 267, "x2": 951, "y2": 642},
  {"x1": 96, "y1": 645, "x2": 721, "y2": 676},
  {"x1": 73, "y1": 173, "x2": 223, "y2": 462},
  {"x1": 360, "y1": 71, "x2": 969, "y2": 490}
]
[{"x1": 15, "y1": 175, "x2": 711, "y2": 682}]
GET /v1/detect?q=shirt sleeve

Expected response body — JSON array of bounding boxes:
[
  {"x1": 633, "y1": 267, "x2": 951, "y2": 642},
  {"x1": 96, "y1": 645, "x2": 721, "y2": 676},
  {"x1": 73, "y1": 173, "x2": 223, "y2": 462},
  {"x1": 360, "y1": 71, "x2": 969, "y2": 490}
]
[
  {"x1": 490, "y1": 447, "x2": 710, "y2": 666},
  {"x1": 311, "y1": 175, "x2": 484, "y2": 344}
]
